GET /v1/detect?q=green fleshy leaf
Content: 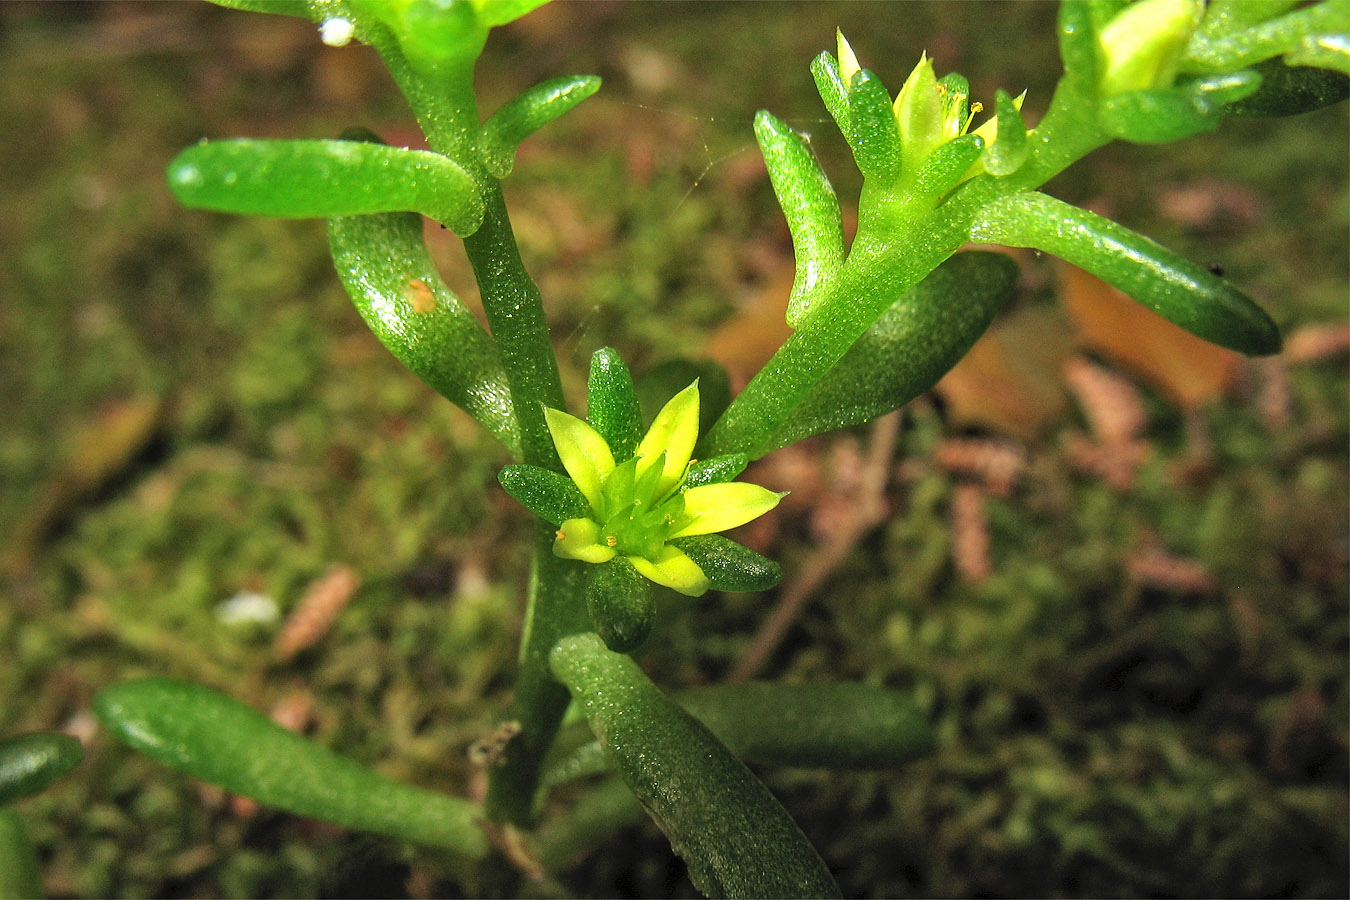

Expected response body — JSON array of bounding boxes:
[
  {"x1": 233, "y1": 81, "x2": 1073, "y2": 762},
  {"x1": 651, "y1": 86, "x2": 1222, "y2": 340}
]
[
  {"x1": 0, "y1": 733, "x2": 83, "y2": 807},
  {"x1": 754, "y1": 111, "x2": 846, "y2": 327},
  {"x1": 548, "y1": 634, "x2": 841, "y2": 899},
  {"x1": 475, "y1": 0, "x2": 551, "y2": 27},
  {"x1": 1100, "y1": 71, "x2": 1261, "y2": 143},
  {"x1": 0, "y1": 809, "x2": 40, "y2": 900},
  {"x1": 1287, "y1": 29, "x2": 1350, "y2": 75},
  {"x1": 545, "y1": 681, "x2": 932, "y2": 789},
  {"x1": 585, "y1": 557, "x2": 655, "y2": 653},
  {"x1": 1182, "y1": 0, "x2": 1350, "y2": 74},
  {"x1": 328, "y1": 212, "x2": 520, "y2": 454},
  {"x1": 169, "y1": 139, "x2": 485, "y2": 235},
  {"x1": 984, "y1": 89, "x2": 1030, "y2": 175},
  {"x1": 910, "y1": 133, "x2": 985, "y2": 202},
  {"x1": 848, "y1": 69, "x2": 904, "y2": 182},
  {"x1": 94, "y1": 679, "x2": 489, "y2": 857},
  {"x1": 810, "y1": 51, "x2": 852, "y2": 139},
  {"x1": 684, "y1": 453, "x2": 749, "y2": 488},
  {"x1": 1223, "y1": 58, "x2": 1350, "y2": 115},
  {"x1": 765, "y1": 251, "x2": 1018, "y2": 451},
  {"x1": 480, "y1": 74, "x2": 602, "y2": 178},
  {"x1": 677, "y1": 682, "x2": 934, "y2": 769},
  {"x1": 971, "y1": 191, "x2": 1281, "y2": 355},
  {"x1": 499, "y1": 464, "x2": 589, "y2": 525},
  {"x1": 670, "y1": 535, "x2": 781, "y2": 592},
  {"x1": 587, "y1": 348, "x2": 643, "y2": 461},
  {"x1": 1058, "y1": 0, "x2": 1102, "y2": 86}
]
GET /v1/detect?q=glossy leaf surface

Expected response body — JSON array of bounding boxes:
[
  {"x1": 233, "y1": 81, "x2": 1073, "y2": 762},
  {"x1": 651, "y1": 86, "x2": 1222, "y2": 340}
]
[
  {"x1": 498, "y1": 464, "x2": 589, "y2": 525},
  {"x1": 169, "y1": 139, "x2": 485, "y2": 235},
  {"x1": 585, "y1": 557, "x2": 655, "y2": 653},
  {"x1": 1223, "y1": 58, "x2": 1350, "y2": 115},
  {"x1": 481, "y1": 74, "x2": 602, "y2": 177},
  {"x1": 587, "y1": 348, "x2": 643, "y2": 461},
  {"x1": 328, "y1": 211, "x2": 520, "y2": 454},
  {"x1": 94, "y1": 679, "x2": 488, "y2": 857},
  {"x1": 972, "y1": 192, "x2": 1281, "y2": 355},
  {"x1": 764, "y1": 251, "x2": 1018, "y2": 451},
  {"x1": 549, "y1": 633, "x2": 841, "y2": 899},
  {"x1": 0, "y1": 733, "x2": 83, "y2": 807},
  {"x1": 670, "y1": 535, "x2": 781, "y2": 592},
  {"x1": 754, "y1": 110, "x2": 845, "y2": 326}
]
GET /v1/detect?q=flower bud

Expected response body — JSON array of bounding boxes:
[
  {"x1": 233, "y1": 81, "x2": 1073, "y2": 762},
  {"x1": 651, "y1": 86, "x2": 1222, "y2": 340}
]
[{"x1": 1097, "y1": 0, "x2": 1203, "y2": 96}]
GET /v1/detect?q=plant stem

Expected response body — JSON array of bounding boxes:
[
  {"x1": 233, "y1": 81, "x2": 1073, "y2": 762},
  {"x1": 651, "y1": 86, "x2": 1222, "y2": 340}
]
[{"x1": 485, "y1": 526, "x2": 590, "y2": 825}]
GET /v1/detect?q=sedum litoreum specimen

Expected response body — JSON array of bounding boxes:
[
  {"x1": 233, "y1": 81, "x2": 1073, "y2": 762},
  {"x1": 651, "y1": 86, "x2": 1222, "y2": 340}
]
[{"x1": 86, "y1": 1, "x2": 1347, "y2": 897}]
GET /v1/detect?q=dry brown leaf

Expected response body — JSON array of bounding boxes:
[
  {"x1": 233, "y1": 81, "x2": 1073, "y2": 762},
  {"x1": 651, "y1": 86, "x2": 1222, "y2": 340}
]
[
  {"x1": 1059, "y1": 263, "x2": 1242, "y2": 409},
  {"x1": 934, "y1": 304, "x2": 1074, "y2": 439}
]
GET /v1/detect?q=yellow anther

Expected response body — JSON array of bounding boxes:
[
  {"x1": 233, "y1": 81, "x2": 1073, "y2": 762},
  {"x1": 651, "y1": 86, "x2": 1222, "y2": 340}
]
[{"x1": 605, "y1": 535, "x2": 618, "y2": 547}]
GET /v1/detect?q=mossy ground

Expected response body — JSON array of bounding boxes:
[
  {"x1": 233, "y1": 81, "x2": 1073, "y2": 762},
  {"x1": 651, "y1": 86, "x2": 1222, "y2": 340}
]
[{"x1": 1, "y1": 2, "x2": 1346, "y2": 897}]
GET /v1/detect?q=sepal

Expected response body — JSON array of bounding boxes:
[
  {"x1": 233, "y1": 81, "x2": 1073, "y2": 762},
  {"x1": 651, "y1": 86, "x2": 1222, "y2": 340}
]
[
  {"x1": 585, "y1": 556, "x2": 655, "y2": 652},
  {"x1": 671, "y1": 535, "x2": 781, "y2": 592},
  {"x1": 587, "y1": 348, "x2": 643, "y2": 461},
  {"x1": 498, "y1": 464, "x2": 589, "y2": 525}
]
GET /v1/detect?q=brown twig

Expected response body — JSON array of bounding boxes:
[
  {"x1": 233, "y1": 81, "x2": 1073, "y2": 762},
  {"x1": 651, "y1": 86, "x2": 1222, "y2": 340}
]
[{"x1": 729, "y1": 411, "x2": 900, "y2": 682}]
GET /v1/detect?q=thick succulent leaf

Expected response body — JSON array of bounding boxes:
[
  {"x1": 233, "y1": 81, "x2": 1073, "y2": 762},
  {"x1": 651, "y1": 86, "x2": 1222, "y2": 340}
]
[
  {"x1": 670, "y1": 535, "x2": 781, "y2": 592},
  {"x1": 764, "y1": 251, "x2": 1018, "y2": 451},
  {"x1": 169, "y1": 139, "x2": 485, "y2": 235},
  {"x1": 0, "y1": 733, "x2": 83, "y2": 807},
  {"x1": 0, "y1": 809, "x2": 40, "y2": 900},
  {"x1": 587, "y1": 348, "x2": 643, "y2": 461},
  {"x1": 1057, "y1": 0, "x2": 1103, "y2": 86},
  {"x1": 481, "y1": 74, "x2": 602, "y2": 177},
  {"x1": 548, "y1": 633, "x2": 841, "y2": 899},
  {"x1": 499, "y1": 464, "x2": 589, "y2": 525},
  {"x1": 754, "y1": 111, "x2": 846, "y2": 327},
  {"x1": 585, "y1": 557, "x2": 655, "y2": 652},
  {"x1": 810, "y1": 50, "x2": 852, "y2": 139},
  {"x1": 677, "y1": 682, "x2": 933, "y2": 769},
  {"x1": 848, "y1": 69, "x2": 904, "y2": 182},
  {"x1": 684, "y1": 453, "x2": 749, "y2": 488},
  {"x1": 1287, "y1": 29, "x2": 1350, "y2": 75},
  {"x1": 1224, "y1": 58, "x2": 1350, "y2": 115},
  {"x1": 94, "y1": 679, "x2": 488, "y2": 856},
  {"x1": 545, "y1": 681, "x2": 932, "y2": 790},
  {"x1": 1100, "y1": 71, "x2": 1261, "y2": 143},
  {"x1": 910, "y1": 134, "x2": 985, "y2": 201},
  {"x1": 328, "y1": 211, "x2": 520, "y2": 454},
  {"x1": 1182, "y1": 0, "x2": 1350, "y2": 73},
  {"x1": 971, "y1": 192, "x2": 1281, "y2": 355},
  {"x1": 544, "y1": 408, "x2": 615, "y2": 511}
]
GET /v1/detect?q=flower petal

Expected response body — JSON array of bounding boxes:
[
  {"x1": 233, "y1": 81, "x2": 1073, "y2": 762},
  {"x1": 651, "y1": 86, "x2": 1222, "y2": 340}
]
[
  {"x1": 627, "y1": 546, "x2": 710, "y2": 597},
  {"x1": 544, "y1": 406, "x2": 615, "y2": 512},
  {"x1": 635, "y1": 381, "x2": 699, "y2": 496},
  {"x1": 668, "y1": 483, "x2": 786, "y2": 538},
  {"x1": 553, "y1": 517, "x2": 617, "y2": 564}
]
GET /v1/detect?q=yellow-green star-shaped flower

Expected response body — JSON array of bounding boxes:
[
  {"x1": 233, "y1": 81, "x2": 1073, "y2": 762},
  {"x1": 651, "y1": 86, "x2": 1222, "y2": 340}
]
[{"x1": 545, "y1": 382, "x2": 784, "y2": 597}]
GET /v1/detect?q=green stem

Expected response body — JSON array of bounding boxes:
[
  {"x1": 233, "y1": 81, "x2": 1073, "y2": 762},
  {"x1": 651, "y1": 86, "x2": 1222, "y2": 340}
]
[
  {"x1": 462, "y1": 184, "x2": 566, "y2": 468},
  {"x1": 485, "y1": 525, "x2": 590, "y2": 825}
]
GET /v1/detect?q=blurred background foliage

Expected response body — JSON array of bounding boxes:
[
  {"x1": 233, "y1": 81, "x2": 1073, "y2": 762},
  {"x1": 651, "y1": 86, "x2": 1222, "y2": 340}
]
[{"x1": 0, "y1": 1, "x2": 1345, "y2": 897}]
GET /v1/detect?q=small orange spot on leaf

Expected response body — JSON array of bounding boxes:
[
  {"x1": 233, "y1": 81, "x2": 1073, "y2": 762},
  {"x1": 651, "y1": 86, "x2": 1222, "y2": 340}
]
[{"x1": 405, "y1": 278, "x2": 436, "y2": 314}]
